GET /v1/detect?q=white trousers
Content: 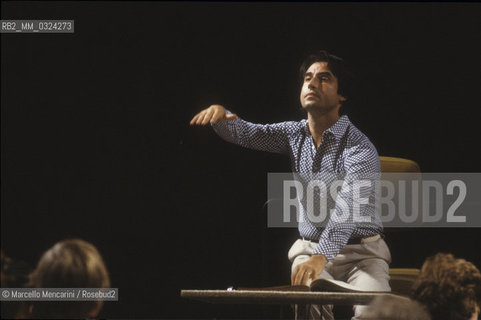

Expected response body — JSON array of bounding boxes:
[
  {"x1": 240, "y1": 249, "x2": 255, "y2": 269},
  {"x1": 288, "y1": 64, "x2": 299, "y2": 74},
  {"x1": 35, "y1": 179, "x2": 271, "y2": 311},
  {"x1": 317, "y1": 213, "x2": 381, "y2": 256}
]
[{"x1": 288, "y1": 238, "x2": 392, "y2": 320}]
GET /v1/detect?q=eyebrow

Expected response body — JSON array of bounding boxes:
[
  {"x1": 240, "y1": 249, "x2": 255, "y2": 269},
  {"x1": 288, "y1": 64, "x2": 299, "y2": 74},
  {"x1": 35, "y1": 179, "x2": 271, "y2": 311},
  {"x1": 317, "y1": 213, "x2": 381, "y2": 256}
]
[{"x1": 304, "y1": 71, "x2": 333, "y2": 78}]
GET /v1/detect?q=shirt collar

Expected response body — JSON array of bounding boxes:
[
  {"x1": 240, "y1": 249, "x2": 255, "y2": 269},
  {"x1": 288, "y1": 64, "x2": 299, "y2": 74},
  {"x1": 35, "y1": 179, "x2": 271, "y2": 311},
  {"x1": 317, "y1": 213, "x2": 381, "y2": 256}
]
[{"x1": 303, "y1": 115, "x2": 350, "y2": 141}]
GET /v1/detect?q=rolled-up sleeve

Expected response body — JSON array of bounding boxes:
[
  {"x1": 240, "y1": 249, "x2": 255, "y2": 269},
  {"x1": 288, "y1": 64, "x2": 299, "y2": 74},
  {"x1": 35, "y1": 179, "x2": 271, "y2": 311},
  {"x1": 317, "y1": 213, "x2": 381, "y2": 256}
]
[{"x1": 211, "y1": 113, "x2": 290, "y2": 155}]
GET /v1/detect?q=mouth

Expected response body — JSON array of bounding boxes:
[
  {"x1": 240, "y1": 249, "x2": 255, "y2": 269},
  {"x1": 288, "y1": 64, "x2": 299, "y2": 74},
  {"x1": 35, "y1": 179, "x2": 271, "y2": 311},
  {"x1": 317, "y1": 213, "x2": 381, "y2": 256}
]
[{"x1": 305, "y1": 92, "x2": 318, "y2": 99}]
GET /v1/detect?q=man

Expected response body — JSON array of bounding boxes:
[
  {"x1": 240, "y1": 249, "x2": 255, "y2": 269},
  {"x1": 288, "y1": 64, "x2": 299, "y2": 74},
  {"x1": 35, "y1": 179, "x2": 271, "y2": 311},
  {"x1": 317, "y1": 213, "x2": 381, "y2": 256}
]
[{"x1": 190, "y1": 50, "x2": 391, "y2": 319}]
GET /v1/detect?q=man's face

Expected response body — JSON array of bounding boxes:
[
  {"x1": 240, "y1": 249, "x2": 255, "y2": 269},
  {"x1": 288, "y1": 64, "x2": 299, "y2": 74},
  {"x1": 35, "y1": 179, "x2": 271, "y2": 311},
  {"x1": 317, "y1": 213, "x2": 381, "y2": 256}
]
[{"x1": 300, "y1": 61, "x2": 346, "y2": 114}]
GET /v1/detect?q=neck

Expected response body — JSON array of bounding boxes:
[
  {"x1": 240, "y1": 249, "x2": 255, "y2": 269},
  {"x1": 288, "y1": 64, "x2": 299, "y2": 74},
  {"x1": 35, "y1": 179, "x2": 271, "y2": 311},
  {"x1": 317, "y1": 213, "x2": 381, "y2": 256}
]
[{"x1": 307, "y1": 109, "x2": 340, "y2": 148}]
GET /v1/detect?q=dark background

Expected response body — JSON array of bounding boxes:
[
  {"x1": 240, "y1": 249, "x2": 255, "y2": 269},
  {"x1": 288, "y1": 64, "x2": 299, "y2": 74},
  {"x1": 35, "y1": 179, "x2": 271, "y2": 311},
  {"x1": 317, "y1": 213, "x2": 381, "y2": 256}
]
[{"x1": 1, "y1": 1, "x2": 481, "y2": 319}]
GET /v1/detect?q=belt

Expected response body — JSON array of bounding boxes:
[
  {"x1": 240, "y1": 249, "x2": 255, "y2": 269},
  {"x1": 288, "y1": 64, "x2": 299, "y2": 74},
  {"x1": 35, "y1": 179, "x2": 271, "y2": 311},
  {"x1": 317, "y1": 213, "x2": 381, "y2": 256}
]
[{"x1": 302, "y1": 234, "x2": 381, "y2": 245}]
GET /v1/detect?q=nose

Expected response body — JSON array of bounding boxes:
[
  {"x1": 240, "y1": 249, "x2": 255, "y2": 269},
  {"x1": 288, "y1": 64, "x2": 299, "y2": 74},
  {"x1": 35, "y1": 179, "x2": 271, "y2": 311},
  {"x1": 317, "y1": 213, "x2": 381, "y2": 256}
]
[{"x1": 307, "y1": 76, "x2": 318, "y2": 89}]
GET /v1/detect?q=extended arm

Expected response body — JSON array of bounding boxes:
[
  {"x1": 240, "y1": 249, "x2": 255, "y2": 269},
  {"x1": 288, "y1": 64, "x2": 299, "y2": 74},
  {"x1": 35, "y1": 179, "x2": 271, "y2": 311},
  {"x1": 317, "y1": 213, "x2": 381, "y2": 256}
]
[
  {"x1": 190, "y1": 104, "x2": 290, "y2": 154},
  {"x1": 190, "y1": 104, "x2": 238, "y2": 125}
]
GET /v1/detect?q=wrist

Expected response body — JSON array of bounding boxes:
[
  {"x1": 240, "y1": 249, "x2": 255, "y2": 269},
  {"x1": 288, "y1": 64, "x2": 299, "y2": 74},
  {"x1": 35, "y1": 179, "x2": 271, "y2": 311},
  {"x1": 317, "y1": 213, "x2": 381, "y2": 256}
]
[{"x1": 311, "y1": 254, "x2": 327, "y2": 263}]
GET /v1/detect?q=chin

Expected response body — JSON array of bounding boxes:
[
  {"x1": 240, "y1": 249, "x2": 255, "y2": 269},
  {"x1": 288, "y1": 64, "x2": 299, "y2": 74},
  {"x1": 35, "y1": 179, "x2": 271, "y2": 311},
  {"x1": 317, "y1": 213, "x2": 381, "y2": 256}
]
[
  {"x1": 302, "y1": 103, "x2": 322, "y2": 112},
  {"x1": 302, "y1": 104, "x2": 338, "y2": 115},
  {"x1": 301, "y1": 101, "x2": 318, "y2": 109}
]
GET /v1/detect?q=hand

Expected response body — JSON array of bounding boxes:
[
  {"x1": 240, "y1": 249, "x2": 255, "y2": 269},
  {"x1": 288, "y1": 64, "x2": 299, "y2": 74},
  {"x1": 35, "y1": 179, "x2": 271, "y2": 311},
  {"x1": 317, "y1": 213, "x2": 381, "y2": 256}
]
[
  {"x1": 189, "y1": 104, "x2": 238, "y2": 125},
  {"x1": 291, "y1": 254, "x2": 328, "y2": 286}
]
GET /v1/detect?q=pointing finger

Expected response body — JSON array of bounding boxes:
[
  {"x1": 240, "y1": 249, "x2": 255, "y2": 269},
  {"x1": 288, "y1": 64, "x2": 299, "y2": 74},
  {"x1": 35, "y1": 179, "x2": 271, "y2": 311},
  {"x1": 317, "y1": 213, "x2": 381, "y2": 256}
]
[
  {"x1": 190, "y1": 113, "x2": 201, "y2": 125},
  {"x1": 201, "y1": 109, "x2": 214, "y2": 125},
  {"x1": 196, "y1": 111, "x2": 207, "y2": 125}
]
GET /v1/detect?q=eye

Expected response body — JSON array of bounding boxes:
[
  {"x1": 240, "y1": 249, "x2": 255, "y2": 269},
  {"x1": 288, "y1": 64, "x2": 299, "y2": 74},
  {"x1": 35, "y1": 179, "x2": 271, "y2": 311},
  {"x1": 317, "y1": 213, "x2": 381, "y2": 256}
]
[{"x1": 320, "y1": 76, "x2": 329, "y2": 82}]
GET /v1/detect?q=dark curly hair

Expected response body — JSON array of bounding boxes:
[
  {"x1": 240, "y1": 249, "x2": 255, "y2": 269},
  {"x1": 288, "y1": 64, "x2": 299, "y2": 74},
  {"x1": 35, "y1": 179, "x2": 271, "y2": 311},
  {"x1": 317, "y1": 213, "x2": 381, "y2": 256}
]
[{"x1": 411, "y1": 253, "x2": 481, "y2": 320}]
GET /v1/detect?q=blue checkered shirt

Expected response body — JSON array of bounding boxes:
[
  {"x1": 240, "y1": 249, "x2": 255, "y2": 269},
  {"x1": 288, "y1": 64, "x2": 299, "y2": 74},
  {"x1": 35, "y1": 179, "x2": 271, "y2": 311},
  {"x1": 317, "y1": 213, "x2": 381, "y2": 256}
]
[{"x1": 212, "y1": 114, "x2": 382, "y2": 261}]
